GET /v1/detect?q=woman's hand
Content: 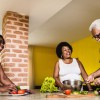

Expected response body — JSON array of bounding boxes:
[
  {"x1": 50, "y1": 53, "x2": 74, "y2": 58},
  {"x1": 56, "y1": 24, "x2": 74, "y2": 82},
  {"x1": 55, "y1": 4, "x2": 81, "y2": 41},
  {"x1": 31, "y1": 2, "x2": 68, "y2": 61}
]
[
  {"x1": 0, "y1": 84, "x2": 17, "y2": 93},
  {"x1": 8, "y1": 84, "x2": 17, "y2": 92},
  {"x1": 60, "y1": 85, "x2": 66, "y2": 91},
  {"x1": 0, "y1": 85, "x2": 13, "y2": 92}
]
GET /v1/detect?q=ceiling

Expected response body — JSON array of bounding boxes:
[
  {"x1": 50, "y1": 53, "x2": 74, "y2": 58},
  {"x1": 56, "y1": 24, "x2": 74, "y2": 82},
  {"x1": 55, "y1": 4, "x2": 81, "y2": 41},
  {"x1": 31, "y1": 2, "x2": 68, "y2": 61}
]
[{"x1": 0, "y1": 0, "x2": 100, "y2": 48}]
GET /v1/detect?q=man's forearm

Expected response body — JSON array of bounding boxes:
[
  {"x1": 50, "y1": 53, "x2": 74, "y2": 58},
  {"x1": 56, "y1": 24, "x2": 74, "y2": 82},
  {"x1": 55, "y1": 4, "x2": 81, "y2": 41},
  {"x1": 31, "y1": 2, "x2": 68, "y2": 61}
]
[{"x1": 92, "y1": 68, "x2": 100, "y2": 78}]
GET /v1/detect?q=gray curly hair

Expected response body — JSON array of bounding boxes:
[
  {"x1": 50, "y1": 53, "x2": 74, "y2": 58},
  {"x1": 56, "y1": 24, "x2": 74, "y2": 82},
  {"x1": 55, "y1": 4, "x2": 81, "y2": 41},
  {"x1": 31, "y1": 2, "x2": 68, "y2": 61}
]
[{"x1": 89, "y1": 19, "x2": 100, "y2": 31}]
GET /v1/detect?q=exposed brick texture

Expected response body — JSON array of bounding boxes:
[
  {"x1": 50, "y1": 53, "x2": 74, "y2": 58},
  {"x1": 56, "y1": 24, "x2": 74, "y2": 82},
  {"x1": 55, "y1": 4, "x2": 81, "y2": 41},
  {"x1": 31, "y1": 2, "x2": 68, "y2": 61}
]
[{"x1": 1, "y1": 11, "x2": 29, "y2": 86}]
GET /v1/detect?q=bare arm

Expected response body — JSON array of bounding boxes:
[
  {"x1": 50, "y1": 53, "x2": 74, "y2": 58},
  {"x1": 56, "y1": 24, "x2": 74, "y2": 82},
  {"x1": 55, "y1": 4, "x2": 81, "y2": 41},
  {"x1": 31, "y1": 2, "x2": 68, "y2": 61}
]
[
  {"x1": 53, "y1": 61, "x2": 64, "y2": 90},
  {"x1": 90, "y1": 68, "x2": 100, "y2": 78},
  {"x1": 86, "y1": 68, "x2": 100, "y2": 84},
  {"x1": 0, "y1": 64, "x2": 17, "y2": 92},
  {"x1": 0, "y1": 64, "x2": 14, "y2": 85},
  {"x1": 76, "y1": 59, "x2": 93, "y2": 91}
]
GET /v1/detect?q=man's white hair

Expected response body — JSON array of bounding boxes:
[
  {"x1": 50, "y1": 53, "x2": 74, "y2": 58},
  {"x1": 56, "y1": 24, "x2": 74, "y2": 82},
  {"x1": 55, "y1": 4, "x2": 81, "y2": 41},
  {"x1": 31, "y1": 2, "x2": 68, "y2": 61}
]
[{"x1": 89, "y1": 19, "x2": 100, "y2": 31}]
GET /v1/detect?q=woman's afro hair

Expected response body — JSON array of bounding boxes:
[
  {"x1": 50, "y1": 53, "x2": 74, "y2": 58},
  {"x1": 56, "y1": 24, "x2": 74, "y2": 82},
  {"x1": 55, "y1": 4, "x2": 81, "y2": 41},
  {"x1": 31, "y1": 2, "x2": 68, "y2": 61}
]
[{"x1": 56, "y1": 41, "x2": 73, "y2": 58}]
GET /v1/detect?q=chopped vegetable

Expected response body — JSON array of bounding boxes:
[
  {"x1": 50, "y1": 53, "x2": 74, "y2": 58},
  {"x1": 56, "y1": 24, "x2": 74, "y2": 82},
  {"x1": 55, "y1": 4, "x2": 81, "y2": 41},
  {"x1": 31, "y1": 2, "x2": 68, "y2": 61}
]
[
  {"x1": 40, "y1": 77, "x2": 58, "y2": 93},
  {"x1": 72, "y1": 91, "x2": 80, "y2": 95},
  {"x1": 16, "y1": 86, "x2": 21, "y2": 90},
  {"x1": 94, "y1": 88, "x2": 100, "y2": 95},
  {"x1": 94, "y1": 90, "x2": 99, "y2": 95},
  {"x1": 96, "y1": 88, "x2": 100, "y2": 91},
  {"x1": 72, "y1": 91, "x2": 88, "y2": 95},
  {"x1": 79, "y1": 91, "x2": 88, "y2": 95}
]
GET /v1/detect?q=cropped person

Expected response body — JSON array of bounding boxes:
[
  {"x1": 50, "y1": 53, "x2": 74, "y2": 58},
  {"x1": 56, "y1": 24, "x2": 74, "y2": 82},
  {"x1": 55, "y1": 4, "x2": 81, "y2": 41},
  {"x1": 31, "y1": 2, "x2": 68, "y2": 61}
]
[
  {"x1": 0, "y1": 35, "x2": 17, "y2": 92},
  {"x1": 53, "y1": 42, "x2": 92, "y2": 91},
  {"x1": 86, "y1": 19, "x2": 100, "y2": 85}
]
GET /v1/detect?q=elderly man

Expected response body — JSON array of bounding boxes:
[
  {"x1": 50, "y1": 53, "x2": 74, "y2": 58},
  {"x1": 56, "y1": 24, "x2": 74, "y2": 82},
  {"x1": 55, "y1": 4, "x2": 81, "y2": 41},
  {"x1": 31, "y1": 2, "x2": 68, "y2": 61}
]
[{"x1": 86, "y1": 19, "x2": 100, "y2": 85}]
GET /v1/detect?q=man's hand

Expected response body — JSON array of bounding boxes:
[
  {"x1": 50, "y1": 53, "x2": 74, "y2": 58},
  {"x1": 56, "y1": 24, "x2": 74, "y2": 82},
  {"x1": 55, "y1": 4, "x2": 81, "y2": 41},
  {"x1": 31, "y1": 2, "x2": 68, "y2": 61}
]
[
  {"x1": 86, "y1": 74, "x2": 94, "y2": 83},
  {"x1": 94, "y1": 77, "x2": 100, "y2": 85}
]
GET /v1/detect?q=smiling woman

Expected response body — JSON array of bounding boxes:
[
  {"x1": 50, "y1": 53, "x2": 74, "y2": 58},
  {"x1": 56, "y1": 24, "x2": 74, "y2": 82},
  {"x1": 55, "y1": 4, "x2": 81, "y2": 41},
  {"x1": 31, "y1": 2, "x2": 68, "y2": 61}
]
[
  {"x1": 0, "y1": 35, "x2": 17, "y2": 92},
  {"x1": 53, "y1": 41, "x2": 92, "y2": 91},
  {"x1": 0, "y1": 35, "x2": 5, "y2": 51}
]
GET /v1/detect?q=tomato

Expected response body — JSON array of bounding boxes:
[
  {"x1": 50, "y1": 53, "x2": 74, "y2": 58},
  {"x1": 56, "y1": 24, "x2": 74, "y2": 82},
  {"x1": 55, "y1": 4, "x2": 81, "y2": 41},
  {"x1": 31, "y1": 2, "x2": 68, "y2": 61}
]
[
  {"x1": 65, "y1": 89, "x2": 71, "y2": 95},
  {"x1": 18, "y1": 90, "x2": 25, "y2": 94},
  {"x1": 10, "y1": 90, "x2": 18, "y2": 94}
]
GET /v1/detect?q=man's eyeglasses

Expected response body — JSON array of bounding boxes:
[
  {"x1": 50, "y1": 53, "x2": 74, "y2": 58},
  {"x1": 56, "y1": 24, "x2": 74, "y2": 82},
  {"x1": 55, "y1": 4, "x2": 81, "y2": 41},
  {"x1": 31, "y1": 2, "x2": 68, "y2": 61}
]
[{"x1": 92, "y1": 33, "x2": 100, "y2": 39}]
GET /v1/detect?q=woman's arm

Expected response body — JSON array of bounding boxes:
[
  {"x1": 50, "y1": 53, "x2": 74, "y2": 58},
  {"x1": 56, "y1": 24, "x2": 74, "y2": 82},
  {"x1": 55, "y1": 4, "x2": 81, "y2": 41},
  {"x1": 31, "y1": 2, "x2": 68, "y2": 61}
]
[
  {"x1": 76, "y1": 59, "x2": 93, "y2": 91},
  {"x1": 0, "y1": 64, "x2": 17, "y2": 92},
  {"x1": 53, "y1": 61, "x2": 64, "y2": 90},
  {"x1": 0, "y1": 64, "x2": 14, "y2": 85}
]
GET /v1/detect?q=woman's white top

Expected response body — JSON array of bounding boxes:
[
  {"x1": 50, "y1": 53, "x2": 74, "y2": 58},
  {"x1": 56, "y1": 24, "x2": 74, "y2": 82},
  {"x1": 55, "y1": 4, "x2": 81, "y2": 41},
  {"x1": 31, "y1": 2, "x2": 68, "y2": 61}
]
[{"x1": 59, "y1": 58, "x2": 81, "y2": 83}]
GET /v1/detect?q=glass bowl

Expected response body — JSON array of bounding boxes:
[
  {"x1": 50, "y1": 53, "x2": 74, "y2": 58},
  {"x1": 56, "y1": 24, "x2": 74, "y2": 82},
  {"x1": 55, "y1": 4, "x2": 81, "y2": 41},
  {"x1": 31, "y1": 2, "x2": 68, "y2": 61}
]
[{"x1": 63, "y1": 80, "x2": 83, "y2": 91}]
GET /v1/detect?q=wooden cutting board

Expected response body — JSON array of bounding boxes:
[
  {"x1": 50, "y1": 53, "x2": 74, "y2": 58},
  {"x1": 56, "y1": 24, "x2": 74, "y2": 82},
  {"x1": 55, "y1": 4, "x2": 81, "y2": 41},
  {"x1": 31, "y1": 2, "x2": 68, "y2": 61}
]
[{"x1": 46, "y1": 93, "x2": 96, "y2": 98}]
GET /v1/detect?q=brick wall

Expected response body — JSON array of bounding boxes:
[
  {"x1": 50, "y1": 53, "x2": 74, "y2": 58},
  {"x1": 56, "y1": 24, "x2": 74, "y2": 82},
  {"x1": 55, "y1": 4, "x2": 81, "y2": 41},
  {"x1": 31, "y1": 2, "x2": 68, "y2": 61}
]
[{"x1": 1, "y1": 11, "x2": 29, "y2": 88}]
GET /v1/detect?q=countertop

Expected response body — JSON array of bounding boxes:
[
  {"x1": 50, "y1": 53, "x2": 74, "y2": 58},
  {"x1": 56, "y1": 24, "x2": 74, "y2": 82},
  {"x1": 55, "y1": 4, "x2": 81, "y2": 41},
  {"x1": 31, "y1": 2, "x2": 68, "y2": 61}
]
[{"x1": 0, "y1": 90, "x2": 100, "y2": 100}]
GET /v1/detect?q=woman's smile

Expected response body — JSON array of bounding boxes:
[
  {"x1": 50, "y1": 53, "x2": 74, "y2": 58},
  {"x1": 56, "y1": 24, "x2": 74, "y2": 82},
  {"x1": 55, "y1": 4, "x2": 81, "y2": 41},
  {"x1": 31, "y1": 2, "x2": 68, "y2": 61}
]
[{"x1": 61, "y1": 46, "x2": 72, "y2": 59}]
